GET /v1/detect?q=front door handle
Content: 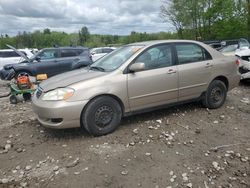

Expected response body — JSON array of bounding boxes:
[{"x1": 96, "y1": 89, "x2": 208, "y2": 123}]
[
  {"x1": 205, "y1": 63, "x2": 213, "y2": 68},
  {"x1": 167, "y1": 69, "x2": 177, "y2": 74}
]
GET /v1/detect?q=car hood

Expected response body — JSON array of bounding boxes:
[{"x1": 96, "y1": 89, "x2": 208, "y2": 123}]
[
  {"x1": 3, "y1": 61, "x2": 29, "y2": 70},
  {"x1": 6, "y1": 44, "x2": 30, "y2": 62},
  {"x1": 39, "y1": 68, "x2": 106, "y2": 92},
  {"x1": 235, "y1": 49, "x2": 250, "y2": 57}
]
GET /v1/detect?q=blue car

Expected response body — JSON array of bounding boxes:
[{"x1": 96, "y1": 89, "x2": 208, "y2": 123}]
[{"x1": 0, "y1": 45, "x2": 93, "y2": 80}]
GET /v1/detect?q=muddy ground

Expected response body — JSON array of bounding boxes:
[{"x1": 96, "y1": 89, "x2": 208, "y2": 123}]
[{"x1": 0, "y1": 80, "x2": 249, "y2": 188}]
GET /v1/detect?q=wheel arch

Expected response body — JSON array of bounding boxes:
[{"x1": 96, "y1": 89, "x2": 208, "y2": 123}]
[
  {"x1": 14, "y1": 69, "x2": 34, "y2": 76},
  {"x1": 212, "y1": 76, "x2": 229, "y2": 90},
  {"x1": 89, "y1": 94, "x2": 124, "y2": 115},
  {"x1": 80, "y1": 94, "x2": 125, "y2": 130}
]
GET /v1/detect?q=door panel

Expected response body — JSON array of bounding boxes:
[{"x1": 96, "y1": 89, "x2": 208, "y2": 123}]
[
  {"x1": 178, "y1": 60, "x2": 212, "y2": 100},
  {"x1": 128, "y1": 66, "x2": 178, "y2": 111},
  {"x1": 175, "y1": 43, "x2": 213, "y2": 101},
  {"x1": 35, "y1": 49, "x2": 60, "y2": 76},
  {"x1": 127, "y1": 44, "x2": 178, "y2": 111}
]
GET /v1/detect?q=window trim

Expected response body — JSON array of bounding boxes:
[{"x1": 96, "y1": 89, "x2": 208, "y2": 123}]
[
  {"x1": 173, "y1": 42, "x2": 212, "y2": 65},
  {"x1": 123, "y1": 43, "x2": 176, "y2": 74}
]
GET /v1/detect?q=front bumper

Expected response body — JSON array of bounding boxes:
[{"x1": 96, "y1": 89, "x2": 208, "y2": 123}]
[
  {"x1": 0, "y1": 68, "x2": 15, "y2": 80},
  {"x1": 32, "y1": 96, "x2": 89, "y2": 129},
  {"x1": 239, "y1": 60, "x2": 250, "y2": 80}
]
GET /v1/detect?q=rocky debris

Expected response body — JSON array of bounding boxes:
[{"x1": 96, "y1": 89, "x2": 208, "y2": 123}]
[
  {"x1": 132, "y1": 129, "x2": 139, "y2": 134},
  {"x1": 156, "y1": 119, "x2": 162, "y2": 124},
  {"x1": 66, "y1": 158, "x2": 79, "y2": 168},
  {"x1": 25, "y1": 165, "x2": 32, "y2": 171},
  {"x1": 182, "y1": 173, "x2": 189, "y2": 181},
  {"x1": 240, "y1": 98, "x2": 249, "y2": 104},
  {"x1": 212, "y1": 161, "x2": 220, "y2": 171},
  {"x1": 74, "y1": 171, "x2": 80, "y2": 175},
  {"x1": 121, "y1": 170, "x2": 128, "y2": 175}
]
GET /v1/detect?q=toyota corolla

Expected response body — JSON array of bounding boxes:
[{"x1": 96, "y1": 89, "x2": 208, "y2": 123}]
[{"x1": 32, "y1": 40, "x2": 240, "y2": 136}]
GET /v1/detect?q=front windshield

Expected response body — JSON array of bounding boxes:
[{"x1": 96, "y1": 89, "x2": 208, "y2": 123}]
[{"x1": 90, "y1": 45, "x2": 144, "y2": 72}]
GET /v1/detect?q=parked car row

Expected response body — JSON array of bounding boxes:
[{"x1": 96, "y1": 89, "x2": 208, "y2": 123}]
[{"x1": 0, "y1": 45, "x2": 117, "y2": 80}]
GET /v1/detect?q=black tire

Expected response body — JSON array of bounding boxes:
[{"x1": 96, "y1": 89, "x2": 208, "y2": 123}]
[
  {"x1": 202, "y1": 80, "x2": 227, "y2": 109},
  {"x1": 81, "y1": 96, "x2": 122, "y2": 136},
  {"x1": 10, "y1": 95, "x2": 18, "y2": 104},
  {"x1": 23, "y1": 93, "x2": 32, "y2": 101}
]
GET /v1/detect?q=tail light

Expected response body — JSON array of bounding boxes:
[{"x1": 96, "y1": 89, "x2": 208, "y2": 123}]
[{"x1": 235, "y1": 59, "x2": 240, "y2": 66}]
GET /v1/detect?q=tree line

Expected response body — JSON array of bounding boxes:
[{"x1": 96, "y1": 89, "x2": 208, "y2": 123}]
[{"x1": 0, "y1": 28, "x2": 178, "y2": 49}]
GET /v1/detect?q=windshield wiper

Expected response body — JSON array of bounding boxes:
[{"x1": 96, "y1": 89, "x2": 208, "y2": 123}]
[{"x1": 89, "y1": 66, "x2": 106, "y2": 72}]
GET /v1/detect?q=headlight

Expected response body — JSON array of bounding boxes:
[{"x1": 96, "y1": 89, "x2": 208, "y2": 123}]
[{"x1": 42, "y1": 88, "x2": 74, "y2": 101}]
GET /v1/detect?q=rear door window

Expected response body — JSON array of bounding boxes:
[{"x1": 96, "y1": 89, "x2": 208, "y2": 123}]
[
  {"x1": 61, "y1": 49, "x2": 78, "y2": 57},
  {"x1": 175, "y1": 43, "x2": 212, "y2": 64},
  {"x1": 102, "y1": 48, "x2": 113, "y2": 53}
]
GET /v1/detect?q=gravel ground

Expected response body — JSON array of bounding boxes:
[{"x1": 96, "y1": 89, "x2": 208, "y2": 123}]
[{"x1": 0, "y1": 80, "x2": 249, "y2": 188}]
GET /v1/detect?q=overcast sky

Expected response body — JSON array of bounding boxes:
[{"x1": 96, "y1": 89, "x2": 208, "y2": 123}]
[{"x1": 0, "y1": 0, "x2": 172, "y2": 36}]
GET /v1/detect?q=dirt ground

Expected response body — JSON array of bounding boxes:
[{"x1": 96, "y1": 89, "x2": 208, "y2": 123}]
[{"x1": 0, "y1": 80, "x2": 249, "y2": 188}]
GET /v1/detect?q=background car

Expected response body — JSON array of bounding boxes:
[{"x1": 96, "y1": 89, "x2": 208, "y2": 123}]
[
  {"x1": 220, "y1": 38, "x2": 250, "y2": 56},
  {"x1": 236, "y1": 49, "x2": 250, "y2": 80},
  {"x1": 32, "y1": 40, "x2": 240, "y2": 136},
  {"x1": 0, "y1": 48, "x2": 34, "y2": 69},
  {"x1": 90, "y1": 47, "x2": 116, "y2": 61},
  {"x1": 0, "y1": 46, "x2": 93, "y2": 80}
]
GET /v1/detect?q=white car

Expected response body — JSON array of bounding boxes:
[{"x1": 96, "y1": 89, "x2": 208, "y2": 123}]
[
  {"x1": 236, "y1": 48, "x2": 250, "y2": 80},
  {"x1": 0, "y1": 47, "x2": 34, "y2": 69},
  {"x1": 90, "y1": 47, "x2": 116, "y2": 61}
]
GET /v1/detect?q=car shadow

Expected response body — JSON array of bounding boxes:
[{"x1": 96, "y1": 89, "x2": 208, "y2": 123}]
[
  {"x1": 40, "y1": 101, "x2": 203, "y2": 140},
  {"x1": 239, "y1": 80, "x2": 250, "y2": 87}
]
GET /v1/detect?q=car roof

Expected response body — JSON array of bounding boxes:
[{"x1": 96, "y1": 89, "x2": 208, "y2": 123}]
[
  {"x1": 42, "y1": 46, "x2": 88, "y2": 50},
  {"x1": 128, "y1": 40, "x2": 206, "y2": 46}
]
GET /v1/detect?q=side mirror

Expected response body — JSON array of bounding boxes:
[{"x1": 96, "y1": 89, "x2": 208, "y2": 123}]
[
  {"x1": 35, "y1": 56, "x2": 41, "y2": 62},
  {"x1": 129, "y1": 62, "x2": 145, "y2": 73},
  {"x1": 91, "y1": 52, "x2": 96, "y2": 55}
]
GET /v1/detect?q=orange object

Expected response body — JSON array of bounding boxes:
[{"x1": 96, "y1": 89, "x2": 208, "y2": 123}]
[
  {"x1": 16, "y1": 75, "x2": 32, "y2": 90},
  {"x1": 36, "y1": 74, "x2": 47, "y2": 81}
]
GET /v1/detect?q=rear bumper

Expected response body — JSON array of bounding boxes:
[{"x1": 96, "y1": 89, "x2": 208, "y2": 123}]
[
  {"x1": 228, "y1": 73, "x2": 241, "y2": 90},
  {"x1": 32, "y1": 96, "x2": 89, "y2": 129},
  {"x1": 239, "y1": 60, "x2": 250, "y2": 79}
]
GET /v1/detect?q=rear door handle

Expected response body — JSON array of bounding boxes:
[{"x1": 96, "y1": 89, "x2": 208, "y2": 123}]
[
  {"x1": 167, "y1": 69, "x2": 177, "y2": 74},
  {"x1": 205, "y1": 63, "x2": 213, "y2": 68}
]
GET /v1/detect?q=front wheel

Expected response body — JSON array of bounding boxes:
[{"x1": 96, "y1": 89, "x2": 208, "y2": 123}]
[
  {"x1": 202, "y1": 80, "x2": 227, "y2": 109},
  {"x1": 81, "y1": 96, "x2": 122, "y2": 136}
]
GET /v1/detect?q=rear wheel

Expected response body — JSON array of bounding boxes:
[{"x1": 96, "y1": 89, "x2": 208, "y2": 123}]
[
  {"x1": 23, "y1": 93, "x2": 32, "y2": 101},
  {"x1": 10, "y1": 95, "x2": 18, "y2": 104},
  {"x1": 202, "y1": 80, "x2": 227, "y2": 109},
  {"x1": 81, "y1": 96, "x2": 122, "y2": 136}
]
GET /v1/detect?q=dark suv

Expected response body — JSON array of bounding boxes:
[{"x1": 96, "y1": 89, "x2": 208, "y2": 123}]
[{"x1": 0, "y1": 46, "x2": 93, "y2": 80}]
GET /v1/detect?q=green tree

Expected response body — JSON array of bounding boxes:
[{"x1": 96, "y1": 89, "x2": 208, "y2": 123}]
[{"x1": 79, "y1": 26, "x2": 90, "y2": 45}]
